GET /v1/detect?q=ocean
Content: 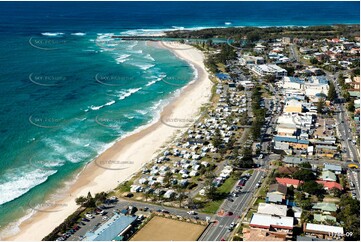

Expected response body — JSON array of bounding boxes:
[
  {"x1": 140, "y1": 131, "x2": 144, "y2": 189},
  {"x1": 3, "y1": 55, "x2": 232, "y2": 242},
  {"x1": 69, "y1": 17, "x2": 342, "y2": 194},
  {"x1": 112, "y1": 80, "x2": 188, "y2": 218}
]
[{"x1": 0, "y1": 1, "x2": 359, "y2": 237}]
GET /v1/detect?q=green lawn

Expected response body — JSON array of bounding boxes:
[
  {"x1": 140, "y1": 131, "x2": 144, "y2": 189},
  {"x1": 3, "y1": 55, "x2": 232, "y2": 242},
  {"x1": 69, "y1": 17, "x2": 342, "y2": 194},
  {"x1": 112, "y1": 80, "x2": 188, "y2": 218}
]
[
  {"x1": 201, "y1": 200, "x2": 224, "y2": 214},
  {"x1": 218, "y1": 176, "x2": 238, "y2": 194},
  {"x1": 200, "y1": 176, "x2": 239, "y2": 214}
]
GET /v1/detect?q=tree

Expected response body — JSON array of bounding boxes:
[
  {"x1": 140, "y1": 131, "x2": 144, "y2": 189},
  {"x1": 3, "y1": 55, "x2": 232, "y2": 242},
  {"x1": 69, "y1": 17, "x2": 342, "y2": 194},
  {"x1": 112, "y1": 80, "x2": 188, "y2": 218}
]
[
  {"x1": 163, "y1": 172, "x2": 172, "y2": 187},
  {"x1": 212, "y1": 128, "x2": 222, "y2": 148},
  {"x1": 328, "y1": 82, "x2": 337, "y2": 102},
  {"x1": 310, "y1": 57, "x2": 319, "y2": 65},
  {"x1": 94, "y1": 192, "x2": 107, "y2": 205},
  {"x1": 337, "y1": 195, "x2": 360, "y2": 240},
  {"x1": 75, "y1": 196, "x2": 88, "y2": 206},
  {"x1": 75, "y1": 192, "x2": 96, "y2": 207},
  {"x1": 175, "y1": 185, "x2": 187, "y2": 208},
  {"x1": 301, "y1": 180, "x2": 324, "y2": 195},
  {"x1": 239, "y1": 111, "x2": 248, "y2": 125},
  {"x1": 317, "y1": 97, "x2": 326, "y2": 114},
  {"x1": 204, "y1": 172, "x2": 217, "y2": 200},
  {"x1": 347, "y1": 102, "x2": 355, "y2": 112},
  {"x1": 329, "y1": 188, "x2": 343, "y2": 197},
  {"x1": 293, "y1": 163, "x2": 316, "y2": 180}
]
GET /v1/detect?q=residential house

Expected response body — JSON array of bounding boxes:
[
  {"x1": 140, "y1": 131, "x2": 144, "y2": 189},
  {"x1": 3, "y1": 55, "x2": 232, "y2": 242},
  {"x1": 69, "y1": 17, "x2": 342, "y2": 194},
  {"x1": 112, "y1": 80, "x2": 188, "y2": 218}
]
[
  {"x1": 304, "y1": 223, "x2": 344, "y2": 240},
  {"x1": 276, "y1": 177, "x2": 303, "y2": 188},
  {"x1": 283, "y1": 157, "x2": 306, "y2": 166},
  {"x1": 313, "y1": 214, "x2": 337, "y2": 223},
  {"x1": 320, "y1": 170, "x2": 337, "y2": 182},
  {"x1": 257, "y1": 203, "x2": 288, "y2": 217},
  {"x1": 312, "y1": 202, "x2": 337, "y2": 213},
  {"x1": 323, "y1": 163, "x2": 342, "y2": 175},
  {"x1": 316, "y1": 180, "x2": 343, "y2": 191},
  {"x1": 278, "y1": 166, "x2": 298, "y2": 175}
]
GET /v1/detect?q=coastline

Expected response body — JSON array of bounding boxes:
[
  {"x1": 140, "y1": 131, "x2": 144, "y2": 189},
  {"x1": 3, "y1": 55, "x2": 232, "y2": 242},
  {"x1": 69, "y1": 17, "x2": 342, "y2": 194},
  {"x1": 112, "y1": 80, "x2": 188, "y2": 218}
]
[{"x1": 7, "y1": 42, "x2": 213, "y2": 241}]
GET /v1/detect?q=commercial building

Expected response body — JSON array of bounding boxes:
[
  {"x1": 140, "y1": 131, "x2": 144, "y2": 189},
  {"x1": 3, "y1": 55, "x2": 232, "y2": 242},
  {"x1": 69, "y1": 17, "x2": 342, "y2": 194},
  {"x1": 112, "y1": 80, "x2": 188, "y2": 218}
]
[
  {"x1": 83, "y1": 214, "x2": 137, "y2": 241},
  {"x1": 249, "y1": 64, "x2": 287, "y2": 78}
]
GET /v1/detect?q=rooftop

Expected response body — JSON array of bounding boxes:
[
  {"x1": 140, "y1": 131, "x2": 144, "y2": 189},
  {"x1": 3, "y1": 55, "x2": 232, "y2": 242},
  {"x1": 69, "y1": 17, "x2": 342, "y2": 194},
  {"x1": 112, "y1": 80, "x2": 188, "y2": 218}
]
[
  {"x1": 83, "y1": 214, "x2": 137, "y2": 241},
  {"x1": 257, "y1": 203, "x2": 288, "y2": 217},
  {"x1": 269, "y1": 183, "x2": 288, "y2": 195},
  {"x1": 312, "y1": 202, "x2": 337, "y2": 212},
  {"x1": 305, "y1": 223, "x2": 343, "y2": 235},
  {"x1": 276, "y1": 177, "x2": 303, "y2": 187},
  {"x1": 250, "y1": 213, "x2": 294, "y2": 229},
  {"x1": 316, "y1": 180, "x2": 343, "y2": 190}
]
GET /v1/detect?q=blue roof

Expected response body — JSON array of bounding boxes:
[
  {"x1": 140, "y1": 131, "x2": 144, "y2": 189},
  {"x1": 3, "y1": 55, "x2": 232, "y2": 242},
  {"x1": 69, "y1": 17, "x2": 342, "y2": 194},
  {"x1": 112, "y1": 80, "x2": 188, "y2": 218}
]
[
  {"x1": 274, "y1": 136, "x2": 309, "y2": 144},
  {"x1": 289, "y1": 77, "x2": 304, "y2": 84},
  {"x1": 315, "y1": 93, "x2": 327, "y2": 98},
  {"x1": 308, "y1": 76, "x2": 329, "y2": 84},
  {"x1": 216, "y1": 73, "x2": 231, "y2": 80},
  {"x1": 83, "y1": 214, "x2": 137, "y2": 241}
]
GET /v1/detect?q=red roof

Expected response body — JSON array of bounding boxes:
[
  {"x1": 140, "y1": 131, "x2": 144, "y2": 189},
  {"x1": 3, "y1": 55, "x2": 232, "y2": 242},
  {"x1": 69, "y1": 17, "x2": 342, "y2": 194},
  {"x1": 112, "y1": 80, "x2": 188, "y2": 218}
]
[
  {"x1": 276, "y1": 177, "x2": 302, "y2": 187},
  {"x1": 316, "y1": 180, "x2": 343, "y2": 190}
]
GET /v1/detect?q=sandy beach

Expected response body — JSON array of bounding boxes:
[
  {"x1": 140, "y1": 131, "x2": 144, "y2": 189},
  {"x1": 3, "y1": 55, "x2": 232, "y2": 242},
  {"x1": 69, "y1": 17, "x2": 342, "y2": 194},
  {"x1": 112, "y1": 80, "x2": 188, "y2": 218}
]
[{"x1": 7, "y1": 42, "x2": 213, "y2": 241}]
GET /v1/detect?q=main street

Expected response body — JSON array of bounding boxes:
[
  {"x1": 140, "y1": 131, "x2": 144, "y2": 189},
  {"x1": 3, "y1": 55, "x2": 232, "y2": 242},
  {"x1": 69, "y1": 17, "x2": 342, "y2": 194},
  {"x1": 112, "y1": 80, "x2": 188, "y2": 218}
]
[
  {"x1": 199, "y1": 170, "x2": 265, "y2": 241},
  {"x1": 326, "y1": 71, "x2": 360, "y2": 200}
]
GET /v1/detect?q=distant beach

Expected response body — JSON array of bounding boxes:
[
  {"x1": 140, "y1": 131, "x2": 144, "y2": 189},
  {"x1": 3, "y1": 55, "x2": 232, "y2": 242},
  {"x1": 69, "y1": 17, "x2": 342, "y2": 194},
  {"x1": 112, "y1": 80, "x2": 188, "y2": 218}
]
[{"x1": 7, "y1": 41, "x2": 213, "y2": 241}]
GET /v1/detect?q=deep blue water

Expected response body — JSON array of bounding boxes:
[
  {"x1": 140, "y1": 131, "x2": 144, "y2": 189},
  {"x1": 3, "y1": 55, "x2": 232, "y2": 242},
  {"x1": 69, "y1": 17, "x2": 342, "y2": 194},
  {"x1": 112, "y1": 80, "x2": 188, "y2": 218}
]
[{"x1": 0, "y1": 1, "x2": 359, "y2": 238}]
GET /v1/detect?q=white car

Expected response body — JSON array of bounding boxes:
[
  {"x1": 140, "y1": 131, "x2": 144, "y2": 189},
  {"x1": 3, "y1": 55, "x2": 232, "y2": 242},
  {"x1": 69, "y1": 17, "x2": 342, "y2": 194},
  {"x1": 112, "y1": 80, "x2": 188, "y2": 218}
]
[{"x1": 187, "y1": 210, "x2": 197, "y2": 215}]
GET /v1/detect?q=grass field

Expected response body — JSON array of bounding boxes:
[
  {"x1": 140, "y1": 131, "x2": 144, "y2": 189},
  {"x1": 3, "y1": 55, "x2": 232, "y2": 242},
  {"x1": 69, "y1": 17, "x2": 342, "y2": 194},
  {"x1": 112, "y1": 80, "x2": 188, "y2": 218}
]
[{"x1": 131, "y1": 216, "x2": 206, "y2": 241}]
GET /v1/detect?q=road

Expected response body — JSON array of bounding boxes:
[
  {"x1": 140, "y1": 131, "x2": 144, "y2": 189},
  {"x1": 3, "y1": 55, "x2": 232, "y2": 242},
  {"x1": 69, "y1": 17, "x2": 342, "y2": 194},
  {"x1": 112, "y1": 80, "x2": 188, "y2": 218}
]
[
  {"x1": 199, "y1": 170, "x2": 265, "y2": 241},
  {"x1": 326, "y1": 71, "x2": 360, "y2": 200},
  {"x1": 327, "y1": 72, "x2": 359, "y2": 162}
]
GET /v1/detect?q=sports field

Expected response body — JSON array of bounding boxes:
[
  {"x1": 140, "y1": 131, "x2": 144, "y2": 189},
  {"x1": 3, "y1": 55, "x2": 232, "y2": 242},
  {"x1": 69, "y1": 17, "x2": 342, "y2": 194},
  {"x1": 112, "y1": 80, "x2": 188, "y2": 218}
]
[{"x1": 131, "y1": 216, "x2": 206, "y2": 241}]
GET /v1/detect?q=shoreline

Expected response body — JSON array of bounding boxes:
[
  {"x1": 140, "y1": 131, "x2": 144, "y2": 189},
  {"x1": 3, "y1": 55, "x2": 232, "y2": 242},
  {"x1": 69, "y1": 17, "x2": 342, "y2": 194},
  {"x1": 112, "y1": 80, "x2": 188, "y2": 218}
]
[{"x1": 6, "y1": 42, "x2": 213, "y2": 241}]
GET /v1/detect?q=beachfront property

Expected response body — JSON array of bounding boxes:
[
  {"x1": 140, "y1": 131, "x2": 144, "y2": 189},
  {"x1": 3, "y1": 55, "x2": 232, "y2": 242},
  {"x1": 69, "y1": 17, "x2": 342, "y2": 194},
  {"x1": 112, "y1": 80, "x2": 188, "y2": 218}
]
[{"x1": 82, "y1": 213, "x2": 138, "y2": 241}]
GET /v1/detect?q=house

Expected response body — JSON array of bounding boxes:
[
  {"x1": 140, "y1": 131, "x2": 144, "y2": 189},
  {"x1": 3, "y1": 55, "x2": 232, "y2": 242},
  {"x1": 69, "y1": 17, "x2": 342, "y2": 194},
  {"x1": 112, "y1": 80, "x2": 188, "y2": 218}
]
[
  {"x1": 292, "y1": 206, "x2": 303, "y2": 219},
  {"x1": 323, "y1": 163, "x2": 342, "y2": 174},
  {"x1": 320, "y1": 170, "x2": 337, "y2": 182},
  {"x1": 276, "y1": 177, "x2": 303, "y2": 188},
  {"x1": 215, "y1": 73, "x2": 231, "y2": 81},
  {"x1": 257, "y1": 203, "x2": 287, "y2": 217},
  {"x1": 313, "y1": 214, "x2": 337, "y2": 223},
  {"x1": 304, "y1": 223, "x2": 343, "y2": 240},
  {"x1": 250, "y1": 213, "x2": 294, "y2": 230},
  {"x1": 269, "y1": 183, "x2": 288, "y2": 197},
  {"x1": 312, "y1": 202, "x2": 337, "y2": 213},
  {"x1": 316, "y1": 180, "x2": 342, "y2": 191},
  {"x1": 266, "y1": 193, "x2": 284, "y2": 204},
  {"x1": 278, "y1": 166, "x2": 298, "y2": 175},
  {"x1": 283, "y1": 157, "x2": 306, "y2": 166}
]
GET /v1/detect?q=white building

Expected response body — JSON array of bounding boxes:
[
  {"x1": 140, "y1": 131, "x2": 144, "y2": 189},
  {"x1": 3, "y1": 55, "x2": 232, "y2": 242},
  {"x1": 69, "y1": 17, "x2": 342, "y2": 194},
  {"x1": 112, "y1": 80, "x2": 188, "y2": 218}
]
[{"x1": 249, "y1": 64, "x2": 287, "y2": 78}]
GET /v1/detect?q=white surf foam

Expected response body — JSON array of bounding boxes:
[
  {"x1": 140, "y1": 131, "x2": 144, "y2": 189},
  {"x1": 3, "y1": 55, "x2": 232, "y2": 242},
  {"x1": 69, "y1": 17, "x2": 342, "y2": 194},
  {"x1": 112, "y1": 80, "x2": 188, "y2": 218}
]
[
  {"x1": 41, "y1": 32, "x2": 64, "y2": 37},
  {"x1": 71, "y1": 32, "x2": 86, "y2": 36},
  {"x1": 0, "y1": 168, "x2": 57, "y2": 205}
]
